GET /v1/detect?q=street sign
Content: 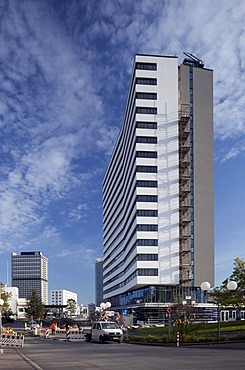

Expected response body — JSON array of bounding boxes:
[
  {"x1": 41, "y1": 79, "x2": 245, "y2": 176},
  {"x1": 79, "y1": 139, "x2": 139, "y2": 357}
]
[
  {"x1": 122, "y1": 309, "x2": 128, "y2": 316},
  {"x1": 167, "y1": 307, "x2": 172, "y2": 314}
]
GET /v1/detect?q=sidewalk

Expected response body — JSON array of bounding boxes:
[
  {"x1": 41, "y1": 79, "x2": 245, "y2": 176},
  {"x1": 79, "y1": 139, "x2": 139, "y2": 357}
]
[{"x1": 0, "y1": 347, "x2": 34, "y2": 369}]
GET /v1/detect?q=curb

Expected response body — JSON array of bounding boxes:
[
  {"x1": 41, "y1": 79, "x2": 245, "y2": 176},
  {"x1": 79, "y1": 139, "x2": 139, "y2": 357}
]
[{"x1": 124, "y1": 339, "x2": 245, "y2": 346}]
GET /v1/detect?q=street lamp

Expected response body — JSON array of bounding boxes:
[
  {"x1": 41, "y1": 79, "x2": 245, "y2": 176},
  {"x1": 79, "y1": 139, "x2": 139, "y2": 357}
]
[
  {"x1": 201, "y1": 280, "x2": 238, "y2": 341},
  {"x1": 100, "y1": 302, "x2": 106, "y2": 311},
  {"x1": 105, "y1": 302, "x2": 111, "y2": 309},
  {"x1": 0, "y1": 298, "x2": 4, "y2": 348},
  {"x1": 99, "y1": 302, "x2": 111, "y2": 320}
]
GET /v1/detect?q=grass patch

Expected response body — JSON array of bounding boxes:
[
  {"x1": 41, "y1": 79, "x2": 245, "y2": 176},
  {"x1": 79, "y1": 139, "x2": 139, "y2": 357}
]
[{"x1": 128, "y1": 321, "x2": 245, "y2": 343}]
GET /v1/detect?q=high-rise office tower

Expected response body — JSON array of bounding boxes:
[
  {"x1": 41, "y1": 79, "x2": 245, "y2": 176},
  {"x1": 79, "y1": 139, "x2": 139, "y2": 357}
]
[
  {"x1": 102, "y1": 54, "x2": 214, "y2": 320},
  {"x1": 11, "y1": 251, "x2": 48, "y2": 304}
]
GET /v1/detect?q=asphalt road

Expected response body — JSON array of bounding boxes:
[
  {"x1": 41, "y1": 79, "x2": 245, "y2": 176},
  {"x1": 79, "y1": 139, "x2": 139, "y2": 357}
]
[{"x1": 1, "y1": 331, "x2": 243, "y2": 370}]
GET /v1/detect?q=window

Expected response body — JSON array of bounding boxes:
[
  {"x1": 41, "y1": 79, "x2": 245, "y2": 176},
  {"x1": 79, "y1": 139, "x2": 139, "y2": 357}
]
[
  {"x1": 137, "y1": 224, "x2": 158, "y2": 231},
  {"x1": 136, "y1": 166, "x2": 157, "y2": 173},
  {"x1": 136, "y1": 93, "x2": 157, "y2": 100},
  {"x1": 135, "y1": 62, "x2": 157, "y2": 70},
  {"x1": 136, "y1": 136, "x2": 157, "y2": 144},
  {"x1": 136, "y1": 78, "x2": 157, "y2": 85},
  {"x1": 136, "y1": 107, "x2": 157, "y2": 115},
  {"x1": 137, "y1": 239, "x2": 158, "y2": 246},
  {"x1": 136, "y1": 122, "x2": 157, "y2": 129},
  {"x1": 138, "y1": 254, "x2": 158, "y2": 261},
  {"x1": 137, "y1": 210, "x2": 158, "y2": 217},
  {"x1": 138, "y1": 268, "x2": 158, "y2": 276},
  {"x1": 137, "y1": 195, "x2": 158, "y2": 202},
  {"x1": 137, "y1": 180, "x2": 158, "y2": 188},
  {"x1": 136, "y1": 151, "x2": 157, "y2": 158}
]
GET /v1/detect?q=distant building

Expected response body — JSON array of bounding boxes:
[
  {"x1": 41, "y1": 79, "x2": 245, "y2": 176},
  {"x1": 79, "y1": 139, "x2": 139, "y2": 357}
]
[
  {"x1": 95, "y1": 258, "x2": 104, "y2": 306},
  {"x1": 1, "y1": 285, "x2": 29, "y2": 320},
  {"x1": 17, "y1": 298, "x2": 29, "y2": 319},
  {"x1": 11, "y1": 251, "x2": 48, "y2": 304},
  {"x1": 49, "y1": 289, "x2": 77, "y2": 314},
  {"x1": 3, "y1": 286, "x2": 18, "y2": 320},
  {"x1": 79, "y1": 304, "x2": 88, "y2": 318},
  {"x1": 102, "y1": 54, "x2": 214, "y2": 322},
  {"x1": 88, "y1": 302, "x2": 96, "y2": 317}
]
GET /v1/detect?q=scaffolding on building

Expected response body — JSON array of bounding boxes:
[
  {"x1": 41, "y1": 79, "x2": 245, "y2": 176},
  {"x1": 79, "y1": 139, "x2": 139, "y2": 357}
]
[{"x1": 178, "y1": 104, "x2": 192, "y2": 291}]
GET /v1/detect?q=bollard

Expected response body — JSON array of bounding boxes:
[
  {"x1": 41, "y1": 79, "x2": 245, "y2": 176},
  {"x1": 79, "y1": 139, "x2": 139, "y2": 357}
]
[
  {"x1": 176, "y1": 331, "x2": 180, "y2": 347},
  {"x1": 45, "y1": 329, "x2": 49, "y2": 339},
  {"x1": 66, "y1": 329, "x2": 70, "y2": 341}
]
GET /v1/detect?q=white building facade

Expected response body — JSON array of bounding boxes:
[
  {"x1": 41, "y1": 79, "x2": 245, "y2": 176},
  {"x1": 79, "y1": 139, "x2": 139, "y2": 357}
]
[
  {"x1": 49, "y1": 289, "x2": 78, "y2": 314},
  {"x1": 102, "y1": 54, "x2": 214, "y2": 322}
]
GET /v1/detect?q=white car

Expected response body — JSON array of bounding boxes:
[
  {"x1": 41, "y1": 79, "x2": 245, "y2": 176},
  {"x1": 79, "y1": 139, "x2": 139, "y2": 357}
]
[{"x1": 88, "y1": 321, "x2": 123, "y2": 343}]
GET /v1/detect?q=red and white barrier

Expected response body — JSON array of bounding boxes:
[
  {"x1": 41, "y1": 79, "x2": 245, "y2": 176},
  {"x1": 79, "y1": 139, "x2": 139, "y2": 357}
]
[
  {"x1": 66, "y1": 329, "x2": 70, "y2": 341},
  {"x1": 43, "y1": 328, "x2": 86, "y2": 342},
  {"x1": 1, "y1": 334, "x2": 24, "y2": 347}
]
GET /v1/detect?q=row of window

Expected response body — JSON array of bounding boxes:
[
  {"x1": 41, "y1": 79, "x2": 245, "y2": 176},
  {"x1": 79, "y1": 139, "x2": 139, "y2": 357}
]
[
  {"x1": 137, "y1": 210, "x2": 158, "y2": 217},
  {"x1": 136, "y1": 62, "x2": 157, "y2": 70},
  {"x1": 103, "y1": 236, "x2": 160, "y2": 280},
  {"x1": 104, "y1": 268, "x2": 158, "y2": 294},
  {"x1": 137, "y1": 195, "x2": 158, "y2": 202},
  {"x1": 137, "y1": 224, "x2": 158, "y2": 231},
  {"x1": 138, "y1": 239, "x2": 158, "y2": 246},
  {"x1": 137, "y1": 180, "x2": 158, "y2": 188},
  {"x1": 138, "y1": 254, "x2": 158, "y2": 261},
  {"x1": 136, "y1": 121, "x2": 157, "y2": 129},
  {"x1": 136, "y1": 107, "x2": 157, "y2": 115},
  {"x1": 136, "y1": 151, "x2": 157, "y2": 158},
  {"x1": 136, "y1": 136, "x2": 157, "y2": 144},
  {"x1": 136, "y1": 92, "x2": 157, "y2": 100},
  {"x1": 138, "y1": 268, "x2": 158, "y2": 276},
  {"x1": 104, "y1": 253, "x2": 159, "y2": 287},
  {"x1": 136, "y1": 78, "x2": 157, "y2": 85},
  {"x1": 136, "y1": 166, "x2": 157, "y2": 173}
]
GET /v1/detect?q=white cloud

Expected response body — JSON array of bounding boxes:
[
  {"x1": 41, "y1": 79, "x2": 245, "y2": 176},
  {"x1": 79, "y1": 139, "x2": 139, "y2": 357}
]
[
  {"x1": 221, "y1": 141, "x2": 245, "y2": 162},
  {"x1": 91, "y1": 0, "x2": 245, "y2": 143},
  {"x1": 0, "y1": 0, "x2": 244, "y2": 263}
]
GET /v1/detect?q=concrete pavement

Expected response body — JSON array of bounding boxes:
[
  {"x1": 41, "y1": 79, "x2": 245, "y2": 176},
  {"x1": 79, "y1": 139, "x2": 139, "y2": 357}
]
[{"x1": 0, "y1": 347, "x2": 37, "y2": 369}]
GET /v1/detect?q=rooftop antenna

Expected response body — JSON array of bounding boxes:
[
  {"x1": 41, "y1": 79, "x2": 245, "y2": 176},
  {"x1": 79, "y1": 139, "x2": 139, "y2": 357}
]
[{"x1": 183, "y1": 52, "x2": 204, "y2": 68}]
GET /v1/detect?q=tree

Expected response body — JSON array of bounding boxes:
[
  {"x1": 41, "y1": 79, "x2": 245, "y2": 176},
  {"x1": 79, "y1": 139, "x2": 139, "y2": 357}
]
[
  {"x1": 66, "y1": 299, "x2": 77, "y2": 316},
  {"x1": 230, "y1": 257, "x2": 245, "y2": 290},
  {"x1": 0, "y1": 283, "x2": 14, "y2": 322},
  {"x1": 220, "y1": 257, "x2": 245, "y2": 308},
  {"x1": 171, "y1": 302, "x2": 200, "y2": 335},
  {"x1": 26, "y1": 290, "x2": 44, "y2": 320}
]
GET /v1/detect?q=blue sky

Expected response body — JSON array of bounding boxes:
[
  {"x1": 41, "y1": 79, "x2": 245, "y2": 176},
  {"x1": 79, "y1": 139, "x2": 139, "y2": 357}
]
[{"x1": 0, "y1": 0, "x2": 244, "y2": 305}]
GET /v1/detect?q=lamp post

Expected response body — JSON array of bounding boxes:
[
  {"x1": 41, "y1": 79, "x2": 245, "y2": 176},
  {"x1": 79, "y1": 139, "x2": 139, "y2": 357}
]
[
  {"x1": 201, "y1": 280, "x2": 237, "y2": 341},
  {"x1": 99, "y1": 302, "x2": 111, "y2": 320},
  {"x1": 0, "y1": 298, "x2": 4, "y2": 348}
]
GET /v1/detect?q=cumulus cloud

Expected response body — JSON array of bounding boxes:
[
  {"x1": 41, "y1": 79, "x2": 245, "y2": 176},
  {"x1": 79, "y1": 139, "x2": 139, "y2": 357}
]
[{"x1": 0, "y1": 0, "x2": 244, "y2": 262}]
